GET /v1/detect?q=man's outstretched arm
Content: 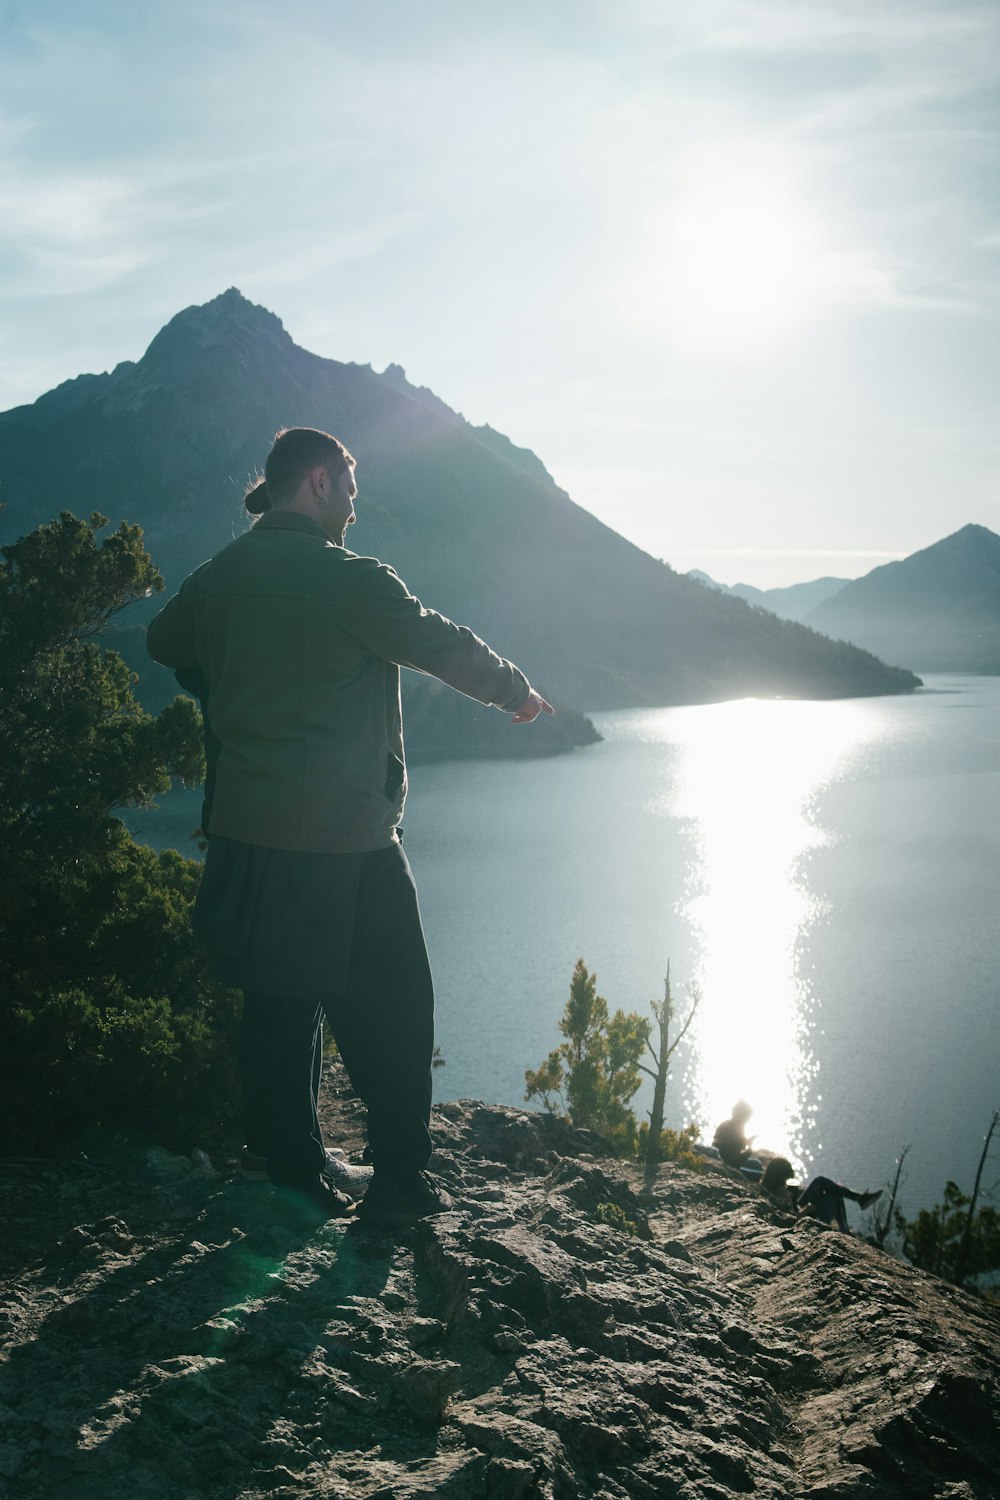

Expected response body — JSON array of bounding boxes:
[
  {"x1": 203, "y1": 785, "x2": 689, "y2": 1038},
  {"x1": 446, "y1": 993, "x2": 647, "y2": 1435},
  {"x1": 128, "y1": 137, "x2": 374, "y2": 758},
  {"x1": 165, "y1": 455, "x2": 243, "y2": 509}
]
[{"x1": 337, "y1": 557, "x2": 554, "y2": 718}]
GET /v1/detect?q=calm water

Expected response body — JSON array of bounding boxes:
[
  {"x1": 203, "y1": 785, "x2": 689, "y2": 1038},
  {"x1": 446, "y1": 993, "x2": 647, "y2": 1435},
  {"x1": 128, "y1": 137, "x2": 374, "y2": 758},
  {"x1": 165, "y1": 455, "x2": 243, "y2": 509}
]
[
  {"x1": 402, "y1": 674, "x2": 1000, "y2": 1215},
  {"x1": 131, "y1": 674, "x2": 1000, "y2": 1215}
]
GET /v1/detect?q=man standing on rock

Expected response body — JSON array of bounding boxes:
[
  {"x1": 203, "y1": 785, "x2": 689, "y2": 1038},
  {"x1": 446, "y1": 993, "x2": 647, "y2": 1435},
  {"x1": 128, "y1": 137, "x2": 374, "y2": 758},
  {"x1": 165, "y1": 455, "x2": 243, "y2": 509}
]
[{"x1": 147, "y1": 426, "x2": 552, "y2": 1228}]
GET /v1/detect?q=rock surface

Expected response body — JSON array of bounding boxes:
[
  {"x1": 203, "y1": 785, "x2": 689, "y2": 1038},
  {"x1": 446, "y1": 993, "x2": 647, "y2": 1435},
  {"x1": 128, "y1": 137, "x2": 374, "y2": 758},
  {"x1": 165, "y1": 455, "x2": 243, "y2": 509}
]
[{"x1": 1, "y1": 1095, "x2": 998, "y2": 1499}]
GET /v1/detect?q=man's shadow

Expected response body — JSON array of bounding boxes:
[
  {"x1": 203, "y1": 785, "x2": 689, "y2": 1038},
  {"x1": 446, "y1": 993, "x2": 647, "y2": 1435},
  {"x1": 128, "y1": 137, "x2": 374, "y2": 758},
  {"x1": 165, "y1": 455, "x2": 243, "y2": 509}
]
[{"x1": 3, "y1": 1180, "x2": 404, "y2": 1499}]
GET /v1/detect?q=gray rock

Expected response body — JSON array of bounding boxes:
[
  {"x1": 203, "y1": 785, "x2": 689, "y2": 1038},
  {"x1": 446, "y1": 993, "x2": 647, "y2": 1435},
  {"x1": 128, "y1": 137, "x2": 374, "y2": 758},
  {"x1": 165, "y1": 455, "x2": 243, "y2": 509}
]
[
  {"x1": 396, "y1": 1358, "x2": 461, "y2": 1423},
  {"x1": 486, "y1": 1456, "x2": 538, "y2": 1499},
  {"x1": 0, "y1": 1095, "x2": 997, "y2": 1500}
]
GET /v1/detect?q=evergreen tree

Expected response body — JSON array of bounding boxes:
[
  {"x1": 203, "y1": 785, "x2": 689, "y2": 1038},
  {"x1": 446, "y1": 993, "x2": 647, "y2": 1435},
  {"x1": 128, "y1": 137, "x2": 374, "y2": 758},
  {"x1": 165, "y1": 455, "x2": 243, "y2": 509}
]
[
  {"x1": 524, "y1": 959, "x2": 650, "y2": 1153},
  {"x1": 0, "y1": 511, "x2": 239, "y2": 1150},
  {"x1": 895, "y1": 1112, "x2": 1000, "y2": 1290},
  {"x1": 897, "y1": 1182, "x2": 1000, "y2": 1288}
]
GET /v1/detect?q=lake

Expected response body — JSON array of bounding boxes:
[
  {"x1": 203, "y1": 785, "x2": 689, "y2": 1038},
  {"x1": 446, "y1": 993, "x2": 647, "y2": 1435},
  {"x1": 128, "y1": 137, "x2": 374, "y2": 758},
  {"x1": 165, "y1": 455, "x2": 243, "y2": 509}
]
[{"x1": 130, "y1": 673, "x2": 1000, "y2": 1217}]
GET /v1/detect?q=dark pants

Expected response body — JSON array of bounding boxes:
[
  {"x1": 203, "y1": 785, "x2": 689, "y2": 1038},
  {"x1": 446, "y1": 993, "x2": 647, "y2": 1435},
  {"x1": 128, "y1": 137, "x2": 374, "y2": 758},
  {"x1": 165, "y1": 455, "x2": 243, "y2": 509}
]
[
  {"x1": 237, "y1": 843, "x2": 434, "y2": 1185},
  {"x1": 798, "y1": 1176, "x2": 853, "y2": 1230}
]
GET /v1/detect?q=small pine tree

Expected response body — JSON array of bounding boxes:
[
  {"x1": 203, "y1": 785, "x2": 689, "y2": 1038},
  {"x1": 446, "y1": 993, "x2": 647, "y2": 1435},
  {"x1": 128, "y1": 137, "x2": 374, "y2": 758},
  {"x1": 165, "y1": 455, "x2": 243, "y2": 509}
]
[
  {"x1": 524, "y1": 959, "x2": 650, "y2": 1154},
  {"x1": 636, "y1": 1120, "x2": 704, "y2": 1170}
]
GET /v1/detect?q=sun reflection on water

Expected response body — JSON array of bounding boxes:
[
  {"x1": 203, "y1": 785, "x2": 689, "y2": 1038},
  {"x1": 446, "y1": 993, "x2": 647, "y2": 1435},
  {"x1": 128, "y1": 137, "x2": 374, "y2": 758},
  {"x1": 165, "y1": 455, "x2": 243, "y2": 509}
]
[{"x1": 645, "y1": 697, "x2": 888, "y2": 1170}]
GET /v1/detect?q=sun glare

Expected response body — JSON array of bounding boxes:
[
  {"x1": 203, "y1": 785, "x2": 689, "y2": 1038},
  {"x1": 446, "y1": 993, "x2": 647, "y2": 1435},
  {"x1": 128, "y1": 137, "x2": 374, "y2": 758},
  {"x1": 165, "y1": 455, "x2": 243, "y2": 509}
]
[
  {"x1": 642, "y1": 697, "x2": 891, "y2": 1169},
  {"x1": 624, "y1": 148, "x2": 826, "y2": 356}
]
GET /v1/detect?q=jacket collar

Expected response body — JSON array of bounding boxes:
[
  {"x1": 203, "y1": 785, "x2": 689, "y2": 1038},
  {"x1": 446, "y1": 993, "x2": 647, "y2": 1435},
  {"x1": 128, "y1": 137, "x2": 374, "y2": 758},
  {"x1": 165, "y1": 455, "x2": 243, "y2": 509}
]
[{"x1": 252, "y1": 510, "x2": 332, "y2": 542}]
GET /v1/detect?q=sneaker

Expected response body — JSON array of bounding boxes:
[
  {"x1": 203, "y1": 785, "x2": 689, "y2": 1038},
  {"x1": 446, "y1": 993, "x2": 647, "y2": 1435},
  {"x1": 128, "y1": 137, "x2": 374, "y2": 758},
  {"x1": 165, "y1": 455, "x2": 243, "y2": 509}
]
[
  {"x1": 323, "y1": 1155, "x2": 375, "y2": 1190},
  {"x1": 240, "y1": 1145, "x2": 371, "y2": 1188},
  {"x1": 271, "y1": 1175, "x2": 357, "y2": 1220},
  {"x1": 357, "y1": 1170, "x2": 454, "y2": 1230},
  {"x1": 858, "y1": 1189, "x2": 883, "y2": 1211}
]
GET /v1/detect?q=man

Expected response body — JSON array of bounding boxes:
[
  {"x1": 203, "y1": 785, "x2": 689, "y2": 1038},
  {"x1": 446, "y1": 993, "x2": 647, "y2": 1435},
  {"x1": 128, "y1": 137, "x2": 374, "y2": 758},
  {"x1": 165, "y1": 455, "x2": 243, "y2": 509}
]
[
  {"x1": 147, "y1": 426, "x2": 552, "y2": 1227},
  {"x1": 712, "y1": 1099, "x2": 757, "y2": 1172}
]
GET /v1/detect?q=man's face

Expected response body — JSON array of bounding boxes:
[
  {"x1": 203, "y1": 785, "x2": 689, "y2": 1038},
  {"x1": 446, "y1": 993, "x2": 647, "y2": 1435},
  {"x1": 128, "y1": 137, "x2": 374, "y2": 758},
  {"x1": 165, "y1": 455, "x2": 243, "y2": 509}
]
[{"x1": 321, "y1": 464, "x2": 358, "y2": 542}]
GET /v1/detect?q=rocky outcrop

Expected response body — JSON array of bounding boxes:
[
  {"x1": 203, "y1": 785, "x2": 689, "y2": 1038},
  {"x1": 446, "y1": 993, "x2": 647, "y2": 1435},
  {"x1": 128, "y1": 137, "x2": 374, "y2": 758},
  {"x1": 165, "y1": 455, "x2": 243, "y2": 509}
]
[{"x1": 1, "y1": 1099, "x2": 997, "y2": 1499}]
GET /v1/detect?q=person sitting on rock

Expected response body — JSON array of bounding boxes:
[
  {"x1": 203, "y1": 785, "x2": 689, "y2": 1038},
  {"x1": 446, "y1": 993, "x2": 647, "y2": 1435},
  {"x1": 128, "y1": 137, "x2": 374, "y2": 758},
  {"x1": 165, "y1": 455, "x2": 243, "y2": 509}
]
[
  {"x1": 713, "y1": 1100, "x2": 757, "y2": 1170},
  {"x1": 761, "y1": 1158, "x2": 882, "y2": 1232}
]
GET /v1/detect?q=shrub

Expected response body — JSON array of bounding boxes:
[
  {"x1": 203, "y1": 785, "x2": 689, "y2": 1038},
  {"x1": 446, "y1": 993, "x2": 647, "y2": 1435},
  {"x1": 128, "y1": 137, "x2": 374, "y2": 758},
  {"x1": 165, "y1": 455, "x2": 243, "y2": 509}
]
[
  {"x1": 0, "y1": 512, "x2": 240, "y2": 1151},
  {"x1": 596, "y1": 1201, "x2": 639, "y2": 1236},
  {"x1": 637, "y1": 1121, "x2": 705, "y2": 1171},
  {"x1": 524, "y1": 959, "x2": 650, "y2": 1156}
]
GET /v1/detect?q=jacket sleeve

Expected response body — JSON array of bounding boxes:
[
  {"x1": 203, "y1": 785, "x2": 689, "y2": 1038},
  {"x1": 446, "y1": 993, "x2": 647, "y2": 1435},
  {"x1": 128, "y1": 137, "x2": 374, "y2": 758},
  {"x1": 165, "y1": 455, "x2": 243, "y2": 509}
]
[
  {"x1": 341, "y1": 558, "x2": 532, "y2": 712},
  {"x1": 146, "y1": 575, "x2": 201, "y2": 670}
]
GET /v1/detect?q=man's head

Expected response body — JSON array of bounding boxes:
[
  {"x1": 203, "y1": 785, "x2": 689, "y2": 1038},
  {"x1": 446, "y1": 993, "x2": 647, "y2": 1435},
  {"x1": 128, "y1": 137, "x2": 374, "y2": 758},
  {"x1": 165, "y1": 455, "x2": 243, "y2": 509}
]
[{"x1": 246, "y1": 427, "x2": 358, "y2": 543}]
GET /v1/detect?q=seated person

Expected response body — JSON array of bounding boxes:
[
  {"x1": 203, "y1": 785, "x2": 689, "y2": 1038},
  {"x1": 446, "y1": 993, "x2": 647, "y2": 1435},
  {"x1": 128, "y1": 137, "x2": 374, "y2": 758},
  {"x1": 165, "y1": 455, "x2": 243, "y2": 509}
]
[
  {"x1": 713, "y1": 1100, "x2": 756, "y2": 1169},
  {"x1": 761, "y1": 1158, "x2": 882, "y2": 1232}
]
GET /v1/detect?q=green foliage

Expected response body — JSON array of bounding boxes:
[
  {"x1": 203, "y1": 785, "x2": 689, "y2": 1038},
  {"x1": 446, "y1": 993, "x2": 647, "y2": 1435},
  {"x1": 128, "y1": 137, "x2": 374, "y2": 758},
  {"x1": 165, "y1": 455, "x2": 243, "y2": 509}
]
[
  {"x1": 1, "y1": 512, "x2": 204, "y2": 860},
  {"x1": 524, "y1": 958, "x2": 651, "y2": 1155},
  {"x1": 637, "y1": 1121, "x2": 705, "y2": 1171},
  {"x1": 0, "y1": 511, "x2": 239, "y2": 1150},
  {"x1": 896, "y1": 1181, "x2": 1000, "y2": 1288},
  {"x1": 596, "y1": 1201, "x2": 639, "y2": 1236}
]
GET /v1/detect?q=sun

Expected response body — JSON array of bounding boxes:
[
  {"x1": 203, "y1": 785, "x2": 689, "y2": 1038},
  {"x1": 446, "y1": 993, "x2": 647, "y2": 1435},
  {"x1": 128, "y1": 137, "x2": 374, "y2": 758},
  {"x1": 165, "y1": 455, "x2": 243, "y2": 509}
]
[{"x1": 623, "y1": 146, "x2": 826, "y2": 356}]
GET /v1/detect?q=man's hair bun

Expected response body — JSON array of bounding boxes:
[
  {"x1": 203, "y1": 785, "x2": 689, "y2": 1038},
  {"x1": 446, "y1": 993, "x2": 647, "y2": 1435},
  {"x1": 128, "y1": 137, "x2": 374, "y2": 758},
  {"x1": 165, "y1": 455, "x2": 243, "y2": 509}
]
[{"x1": 244, "y1": 478, "x2": 271, "y2": 515}]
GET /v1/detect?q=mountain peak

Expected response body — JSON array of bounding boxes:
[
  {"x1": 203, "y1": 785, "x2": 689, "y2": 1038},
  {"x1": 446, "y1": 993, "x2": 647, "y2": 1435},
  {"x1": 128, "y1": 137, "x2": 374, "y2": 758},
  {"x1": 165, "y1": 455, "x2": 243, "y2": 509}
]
[
  {"x1": 878, "y1": 522, "x2": 1000, "y2": 579},
  {"x1": 141, "y1": 288, "x2": 290, "y2": 368},
  {"x1": 806, "y1": 520, "x2": 1000, "y2": 670},
  {"x1": 934, "y1": 522, "x2": 999, "y2": 552},
  {"x1": 0, "y1": 286, "x2": 921, "y2": 705},
  {"x1": 88, "y1": 289, "x2": 299, "y2": 417}
]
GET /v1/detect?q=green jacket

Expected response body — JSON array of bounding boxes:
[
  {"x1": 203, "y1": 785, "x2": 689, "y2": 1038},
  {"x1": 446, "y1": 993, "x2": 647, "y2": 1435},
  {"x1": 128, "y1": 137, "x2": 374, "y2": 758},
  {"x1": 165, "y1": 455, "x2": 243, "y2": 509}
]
[{"x1": 146, "y1": 511, "x2": 531, "y2": 852}]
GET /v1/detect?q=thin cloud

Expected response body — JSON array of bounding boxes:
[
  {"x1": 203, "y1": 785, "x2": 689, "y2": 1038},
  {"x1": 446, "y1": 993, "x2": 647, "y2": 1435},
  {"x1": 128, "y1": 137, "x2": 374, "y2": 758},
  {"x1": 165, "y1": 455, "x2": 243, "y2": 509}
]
[
  {"x1": 0, "y1": 0, "x2": 995, "y2": 582},
  {"x1": 231, "y1": 216, "x2": 427, "y2": 292},
  {"x1": 683, "y1": 0, "x2": 997, "y2": 56}
]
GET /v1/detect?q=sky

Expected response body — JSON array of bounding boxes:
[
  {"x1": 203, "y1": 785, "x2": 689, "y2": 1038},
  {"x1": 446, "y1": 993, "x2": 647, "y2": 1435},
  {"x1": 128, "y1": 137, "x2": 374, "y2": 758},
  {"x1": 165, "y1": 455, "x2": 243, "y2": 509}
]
[{"x1": 1, "y1": 0, "x2": 998, "y2": 586}]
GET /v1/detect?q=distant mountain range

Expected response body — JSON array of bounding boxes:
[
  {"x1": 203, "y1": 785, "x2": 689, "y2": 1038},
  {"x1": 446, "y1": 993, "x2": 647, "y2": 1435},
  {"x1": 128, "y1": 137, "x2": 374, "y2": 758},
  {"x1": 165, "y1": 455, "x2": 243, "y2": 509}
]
[
  {"x1": 0, "y1": 288, "x2": 918, "y2": 716},
  {"x1": 691, "y1": 523, "x2": 1000, "y2": 672},
  {"x1": 806, "y1": 525, "x2": 1000, "y2": 672},
  {"x1": 687, "y1": 571, "x2": 850, "y2": 623}
]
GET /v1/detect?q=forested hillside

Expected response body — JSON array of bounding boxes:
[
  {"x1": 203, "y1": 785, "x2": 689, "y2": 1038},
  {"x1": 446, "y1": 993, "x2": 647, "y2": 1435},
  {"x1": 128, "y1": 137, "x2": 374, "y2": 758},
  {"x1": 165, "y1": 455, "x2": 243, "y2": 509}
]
[{"x1": 0, "y1": 289, "x2": 919, "y2": 708}]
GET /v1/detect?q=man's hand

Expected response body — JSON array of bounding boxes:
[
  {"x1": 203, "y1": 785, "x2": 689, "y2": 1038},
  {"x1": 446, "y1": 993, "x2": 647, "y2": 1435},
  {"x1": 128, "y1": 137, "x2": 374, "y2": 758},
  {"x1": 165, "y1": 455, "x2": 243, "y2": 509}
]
[{"x1": 511, "y1": 690, "x2": 555, "y2": 724}]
